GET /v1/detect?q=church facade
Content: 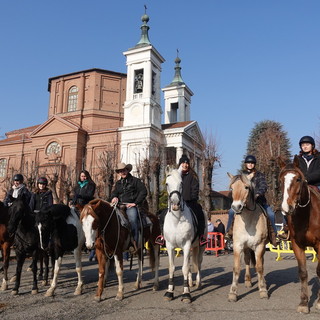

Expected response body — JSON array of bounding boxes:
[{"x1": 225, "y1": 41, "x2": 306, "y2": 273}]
[{"x1": 0, "y1": 12, "x2": 204, "y2": 202}]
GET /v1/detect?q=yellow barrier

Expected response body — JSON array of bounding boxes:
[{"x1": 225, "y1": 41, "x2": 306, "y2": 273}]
[
  {"x1": 268, "y1": 241, "x2": 318, "y2": 262},
  {"x1": 145, "y1": 242, "x2": 182, "y2": 257}
]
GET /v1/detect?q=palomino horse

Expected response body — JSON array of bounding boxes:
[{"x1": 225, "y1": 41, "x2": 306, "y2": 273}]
[
  {"x1": 35, "y1": 204, "x2": 85, "y2": 296},
  {"x1": 0, "y1": 201, "x2": 14, "y2": 291},
  {"x1": 227, "y1": 173, "x2": 269, "y2": 302},
  {"x1": 81, "y1": 199, "x2": 161, "y2": 301},
  {"x1": 7, "y1": 196, "x2": 43, "y2": 295},
  {"x1": 279, "y1": 156, "x2": 320, "y2": 313},
  {"x1": 163, "y1": 166, "x2": 207, "y2": 303}
]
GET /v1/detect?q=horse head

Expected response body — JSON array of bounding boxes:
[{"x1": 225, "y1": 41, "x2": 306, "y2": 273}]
[
  {"x1": 279, "y1": 155, "x2": 308, "y2": 215},
  {"x1": 165, "y1": 166, "x2": 183, "y2": 212},
  {"x1": 35, "y1": 208, "x2": 54, "y2": 251},
  {"x1": 7, "y1": 196, "x2": 30, "y2": 235},
  {"x1": 81, "y1": 200, "x2": 101, "y2": 249},
  {"x1": 228, "y1": 172, "x2": 255, "y2": 213}
]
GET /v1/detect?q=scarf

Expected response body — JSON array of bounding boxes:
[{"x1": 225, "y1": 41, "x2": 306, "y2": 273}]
[
  {"x1": 78, "y1": 180, "x2": 89, "y2": 188},
  {"x1": 12, "y1": 184, "x2": 24, "y2": 198}
]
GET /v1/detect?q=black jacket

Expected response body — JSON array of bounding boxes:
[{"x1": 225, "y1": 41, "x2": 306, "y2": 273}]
[
  {"x1": 110, "y1": 173, "x2": 147, "y2": 206},
  {"x1": 29, "y1": 189, "x2": 53, "y2": 212},
  {"x1": 72, "y1": 180, "x2": 96, "y2": 206},
  {"x1": 3, "y1": 184, "x2": 31, "y2": 207},
  {"x1": 181, "y1": 169, "x2": 199, "y2": 202},
  {"x1": 297, "y1": 153, "x2": 320, "y2": 186}
]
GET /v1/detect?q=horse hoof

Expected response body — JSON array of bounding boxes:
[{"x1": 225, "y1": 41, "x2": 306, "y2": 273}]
[
  {"x1": 164, "y1": 291, "x2": 174, "y2": 301},
  {"x1": 11, "y1": 290, "x2": 18, "y2": 295},
  {"x1": 181, "y1": 293, "x2": 192, "y2": 303},
  {"x1": 10, "y1": 275, "x2": 16, "y2": 283},
  {"x1": 228, "y1": 293, "x2": 237, "y2": 302},
  {"x1": 115, "y1": 294, "x2": 123, "y2": 301},
  {"x1": 94, "y1": 296, "x2": 101, "y2": 302},
  {"x1": 245, "y1": 281, "x2": 252, "y2": 288},
  {"x1": 1, "y1": 283, "x2": 8, "y2": 291},
  {"x1": 74, "y1": 288, "x2": 82, "y2": 296},
  {"x1": 152, "y1": 284, "x2": 159, "y2": 291},
  {"x1": 259, "y1": 291, "x2": 268, "y2": 299},
  {"x1": 41, "y1": 280, "x2": 48, "y2": 286},
  {"x1": 297, "y1": 305, "x2": 309, "y2": 314},
  {"x1": 45, "y1": 289, "x2": 54, "y2": 297},
  {"x1": 31, "y1": 289, "x2": 38, "y2": 295}
]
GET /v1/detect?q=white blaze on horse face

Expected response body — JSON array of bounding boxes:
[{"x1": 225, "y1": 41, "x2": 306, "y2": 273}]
[
  {"x1": 282, "y1": 172, "x2": 295, "y2": 213},
  {"x1": 38, "y1": 223, "x2": 44, "y2": 250},
  {"x1": 166, "y1": 170, "x2": 182, "y2": 211},
  {"x1": 82, "y1": 215, "x2": 96, "y2": 249}
]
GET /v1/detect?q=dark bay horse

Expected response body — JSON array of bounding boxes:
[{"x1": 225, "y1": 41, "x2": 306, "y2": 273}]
[
  {"x1": 8, "y1": 197, "x2": 41, "y2": 295},
  {"x1": 35, "y1": 204, "x2": 85, "y2": 296},
  {"x1": 0, "y1": 201, "x2": 14, "y2": 291},
  {"x1": 81, "y1": 199, "x2": 161, "y2": 301},
  {"x1": 279, "y1": 156, "x2": 320, "y2": 313},
  {"x1": 227, "y1": 173, "x2": 269, "y2": 302}
]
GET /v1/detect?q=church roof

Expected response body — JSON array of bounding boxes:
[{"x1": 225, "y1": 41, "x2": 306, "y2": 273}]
[{"x1": 161, "y1": 121, "x2": 193, "y2": 130}]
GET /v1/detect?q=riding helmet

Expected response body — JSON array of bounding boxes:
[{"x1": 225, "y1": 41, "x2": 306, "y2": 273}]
[
  {"x1": 178, "y1": 155, "x2": 190, "y2": 166},
  {"x1": 244, "y1": 155, "x2": 257, "y2": 164},
  {"x1": 37, "y1": 177, "x2": 48, "y2": 185},
  {"x1": 299, "y1": 136, "x2": 315, "y2": 147},
  {"x1": 13, "y1": 173, "x2": 24, "y2": 182}
]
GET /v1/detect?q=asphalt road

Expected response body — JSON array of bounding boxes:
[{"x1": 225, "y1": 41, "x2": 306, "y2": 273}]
[{"x1": 0, "y1": 249, "x2": 319, "y2": 320}]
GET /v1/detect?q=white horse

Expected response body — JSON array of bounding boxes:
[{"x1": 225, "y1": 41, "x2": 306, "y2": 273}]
[
  {"x1": 163, "y1": 166, "x2": 207, "y2": 303},
  {"x1": 227, "y1": 173, "x2": 269, "y2": 302}
]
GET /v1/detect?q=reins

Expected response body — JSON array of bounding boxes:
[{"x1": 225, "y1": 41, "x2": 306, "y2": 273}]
[{"x1": 297, "y1": 180, "x2": 311, "y2": 208}]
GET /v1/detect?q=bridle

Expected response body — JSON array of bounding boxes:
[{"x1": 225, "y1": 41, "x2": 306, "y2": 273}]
[{"x1": 168, "y1": 190, "x2": 185, "y2": 211}]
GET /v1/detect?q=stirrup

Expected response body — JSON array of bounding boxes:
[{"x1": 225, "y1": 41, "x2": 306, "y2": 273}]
[
  {"x1": 155, "y1": 235, "x2": 165, "y2": 246},
  {"x1": 200, "y1": 235, "x2": 209, "y2": 246}
]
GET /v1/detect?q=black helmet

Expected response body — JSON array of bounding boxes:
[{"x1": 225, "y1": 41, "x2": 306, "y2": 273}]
[
  {"x1": 244, "y1": 155, "x2": 257, "y2": 164},
  {"x1": 13, "y1": 174, "x2": 24, "y2": 182},
  {"x1": 299, "y1": 136, "x2": 315, "y2": 147},
  {"x1": 178, "y1": 155, "x2": 190, "y2": 166},
  {"x1": 37, "y1": 177, "x2": 48, "y2": 185}
]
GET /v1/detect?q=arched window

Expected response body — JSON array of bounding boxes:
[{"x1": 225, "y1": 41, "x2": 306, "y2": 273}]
[
  {"x1": 0, "y1": 159, "x2": 7, "y2": 177},
  {"x1": 67, "y1": 86, "x2": 78, "y2": 112}
]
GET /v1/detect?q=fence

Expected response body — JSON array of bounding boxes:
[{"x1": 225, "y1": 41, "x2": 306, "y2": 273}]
[
  {"x1": 205, "y1": 232, "x2": 225, "y2": 256},
  {"x1": 268, "y1": 241, "x2": 318, "y2": 262}
]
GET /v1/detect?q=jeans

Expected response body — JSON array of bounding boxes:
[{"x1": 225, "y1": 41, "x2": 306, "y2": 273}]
[
  {"x1": 126, "y1": 206, "x2": 140, "y2": 243},
  {"x1": 226, "y1": 205, "x2": 277, "y2": 234}
]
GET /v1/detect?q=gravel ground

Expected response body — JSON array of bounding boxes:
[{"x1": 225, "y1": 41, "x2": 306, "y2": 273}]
[{"x1": 0, "y1": 250, "x2": 320, "y2": 320}]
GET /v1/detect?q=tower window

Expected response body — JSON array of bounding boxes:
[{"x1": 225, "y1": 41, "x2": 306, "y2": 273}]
[
  {"x1": 134, "y1": 69, "x2": 144, "y2": 93},
  {"x1": 0, "y1": 158, "x2": 7, "y2": 177},
  {"x1": 170, "y1": 102, "x2": 178, "y2": 123},
  {"x1": 67, "y1": 86, "x2": 78, "y2": 112},
  {"x1": 152, "y1": 71, "x2": 156, "y2": 96}
]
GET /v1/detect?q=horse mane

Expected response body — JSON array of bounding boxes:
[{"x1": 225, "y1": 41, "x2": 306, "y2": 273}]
[{"x1": 42, "y1": 204, "x2": 71, "y2": 221}]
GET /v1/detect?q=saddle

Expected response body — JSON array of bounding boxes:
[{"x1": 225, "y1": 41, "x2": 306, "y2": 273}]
[{"x1": 258, "y1": 204, "x2": 278, "y2": 247}]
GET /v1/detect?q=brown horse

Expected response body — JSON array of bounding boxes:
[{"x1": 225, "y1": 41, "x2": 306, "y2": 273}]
[
  {"x1": 279, "y1": 156, "x2": 320, "y2": 313},
  {"x1": 227, "y1": 173, "x2": 269, "y2": 302},
  {"x1": 0, "y1": 201, "x2": 14, "y2": 291},
  {"x1": 80, "y1": 199, "x2": 161, "y2": 301}
]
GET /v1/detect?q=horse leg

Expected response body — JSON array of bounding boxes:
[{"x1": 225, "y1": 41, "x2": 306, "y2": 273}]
[
  {"x1": 73, "y1": 245, "x2": 83, "y2": 295},
  {"x1": 134, "y1": 248, "x2": 143, "y2": 290},
  {"x1": 114, "y1": 255, "x2": 124, "y2": 301},
  {"x1": 228, "y1": 248, "x2": 241, "y2": 302},
  {"x1": 38, "y1": 251, "x2": 43, "y2": 281},
  {"x1": 152, "y1": 243, "x2": 160, "y2": 291},
  {"x1": 11, "y1": 250, "x2": 25, "y2": 295},
  {"x1": 31, "y1": 250, "x2": 39, "y2": 294},
  {"x1": 254, "y1": 245, "x2": 268, "y2": 299},
  {"x1": 316, "y1": 250, "x2": 320, "y2": 310},
  {"x1": 45, "y1": 257, "x2": 62, "y2": 297},
  {"x1": 164, "y1": 246, "x2": 175, "y2": 301},
  {"x1": 190, "y1": 245, "x2": 199, "y2": 289},
  {"x1": 1, "y1": 243, "x2": 11, "y2": 291},
  {"x1": 243, "y1": 249, "x2": 252, "y2": 288},
  {"x1": 181, "y1": 244, "x2": 192, "y2": 303},
  {"x1": 292, "y1": 241, "x2": 309, "y2": 314},
  {"x1": 42, "y1": 250, "x2": 49, "y2": 286},
  {"x1": 95, "y1": 248, "x2": 106, "y2": 301}
]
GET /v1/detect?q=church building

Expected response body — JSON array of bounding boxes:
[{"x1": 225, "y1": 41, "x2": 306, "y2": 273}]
[{"x1": 0, "y1": 12, "x2": 204, "y2": 202}]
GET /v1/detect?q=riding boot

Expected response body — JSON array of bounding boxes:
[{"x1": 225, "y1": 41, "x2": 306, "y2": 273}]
[
  {"x1": 267, "y1": 217, "x2": 278, "y2": 247},
  {"x1": 225, "y1": 218, "x2": 234, "y2": 240}
]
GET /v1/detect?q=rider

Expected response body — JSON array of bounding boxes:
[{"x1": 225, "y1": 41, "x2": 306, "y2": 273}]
[
  {"x1": 111, "y1": 162, "x2": 147, "y2": 252},
  {"x1": 3, "y1": 173, "x2": 31, "y2": 207},
  {"x1": 179, "y1": 155, "x2": 208, "y2": 246},
  {"x1": 280, "y1": 136, "x2": 320, "y2": 239},
  {"x1": 225, "y1": 155, "x2": 278, "y2": 244},
  {"x1": 29, "y1": 177, "x2": 53, "y2": 213},
  {"x1": 71, "y1": 170, "x2": 96, "y2": 208}
]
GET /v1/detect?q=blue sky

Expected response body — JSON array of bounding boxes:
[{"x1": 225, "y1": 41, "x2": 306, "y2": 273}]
[{"x1": 1, "y1": 1, "x2": 319, "y2": 191}]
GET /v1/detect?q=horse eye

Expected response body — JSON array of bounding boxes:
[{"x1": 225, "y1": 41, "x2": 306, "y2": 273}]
[
  {"x1": 296, "y1": 178, "x2": 301, "y2": 182},
  {"x1": 245, "y1": 186, "x2": 249, "y2": 189}
]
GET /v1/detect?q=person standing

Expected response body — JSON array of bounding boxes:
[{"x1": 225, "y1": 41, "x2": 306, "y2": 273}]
[
  {"x1": 3, "y1": 174, "x2": 31, "y2": 207},
  {"x1": 111, "y1": 163, "x2": 147, "y2": 252},
  {"x1": 214, "y1": 219, "x2": 225, "y2": 235}
]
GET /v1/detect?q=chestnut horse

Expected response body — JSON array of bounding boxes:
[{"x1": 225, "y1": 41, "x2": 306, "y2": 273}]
[
  {"x1": 0, "y1": 201, "x2": 14, "y2": 291},
  {"x1": 279, "y1": 156, "x2": 320, "y2": 313},
  {"x1": 227, "y1": 173, "x2": 269, "y2": 302},
  {"x1": 81, "y1": 199, "x2": 161, "y2": 301}
]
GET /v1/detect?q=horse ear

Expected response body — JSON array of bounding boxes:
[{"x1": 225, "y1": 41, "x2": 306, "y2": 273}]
[
  {"x1": 277, "y1": 156, "x2": 286, "y2": 169},
  {"x1": 165, "y1": 165, "x2": 171, "y2": 176},
  {"x1": 293, "y1": 155, "x2": 300, "y2": 168},
  {"x1": 227, "y1": 172, "x2": 234, "y2": 179}
]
